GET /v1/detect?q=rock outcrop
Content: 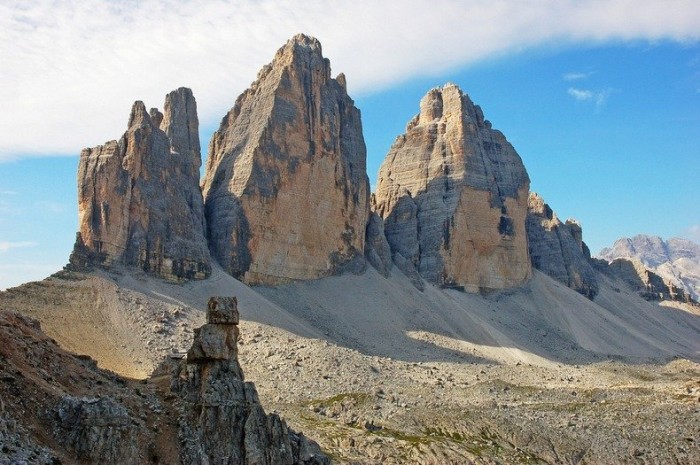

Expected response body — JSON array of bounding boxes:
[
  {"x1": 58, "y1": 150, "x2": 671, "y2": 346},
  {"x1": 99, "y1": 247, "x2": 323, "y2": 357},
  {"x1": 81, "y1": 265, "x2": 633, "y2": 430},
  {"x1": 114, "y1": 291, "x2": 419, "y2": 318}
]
[
  {"x1": 68, "y1": 88, "x2": 211, "y2": 281},
  {"x1": 49, "y1": 396, "x2": 139, "y2": 464},
  {"x1": 202, "y1": 34, "x2": 370, "y2": 285},
  {"x1": 364, "y1": 196, "x2": 393, "y2": 277},
  {"x1": 598, "y1": 235, "x2": 700, "y2": 301},
  {"x1": 174, "y1": 296, "x2": 329, "y2": 465},
  {"x1": 594, "y1": 257, "x2": 693, "y2": 303},
  {"x1": 374, "y1": 84, "x2": 531, "y2": 291},
  {"x1": 526, "y1": 192, "x2": 598, "y2": 298}
]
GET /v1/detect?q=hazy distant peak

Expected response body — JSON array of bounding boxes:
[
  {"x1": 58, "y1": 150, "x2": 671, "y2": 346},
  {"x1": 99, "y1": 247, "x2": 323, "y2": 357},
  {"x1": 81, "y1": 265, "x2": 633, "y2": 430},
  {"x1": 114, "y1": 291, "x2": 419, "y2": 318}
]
[{"x1": 598, "y1": 234, "x2": 700, "y2": 300}]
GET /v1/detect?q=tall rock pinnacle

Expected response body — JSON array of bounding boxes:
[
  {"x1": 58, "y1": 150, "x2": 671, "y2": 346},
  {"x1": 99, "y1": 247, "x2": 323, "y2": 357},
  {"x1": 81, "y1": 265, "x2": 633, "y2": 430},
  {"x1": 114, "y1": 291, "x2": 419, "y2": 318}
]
[
  {"x1": 526, "y1": 192, "x2": 598, "y2": 298},
  {"x1": 68, "y1": 88, "x2": 211, "y2": 281},
  {"x1": 374, "y1": 84, "x2": 531, "y2": 291},
  {"x1": 202, "y1": 34, "x2": 370, "y2": 284}
]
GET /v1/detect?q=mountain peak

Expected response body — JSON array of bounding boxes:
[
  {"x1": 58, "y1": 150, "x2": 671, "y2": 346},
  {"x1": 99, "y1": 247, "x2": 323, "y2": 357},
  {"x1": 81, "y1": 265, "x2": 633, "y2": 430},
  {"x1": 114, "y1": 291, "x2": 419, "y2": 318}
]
[
  {"x1": 598, "y1": 234, "x2": 700, "y2": 300},
  {"x1": 374, "y1": 83, "x2": 530, "y2": 291},
  {"x1": 201, "y1": 34, "x2": 369, "y2": 284},
  {"x1": 68, "y1": 89, "x2": 210, "y2": 281}
]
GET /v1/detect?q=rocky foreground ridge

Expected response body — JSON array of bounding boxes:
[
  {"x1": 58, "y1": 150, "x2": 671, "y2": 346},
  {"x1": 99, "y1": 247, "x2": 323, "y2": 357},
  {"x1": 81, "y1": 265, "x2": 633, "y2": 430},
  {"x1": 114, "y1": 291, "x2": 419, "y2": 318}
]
[
  {"x1": 2, "y1": 268, "x2": 700, "y2": 464},
  {"x1": 0, "y1": 297, "x2": 328, "y2": 465}
]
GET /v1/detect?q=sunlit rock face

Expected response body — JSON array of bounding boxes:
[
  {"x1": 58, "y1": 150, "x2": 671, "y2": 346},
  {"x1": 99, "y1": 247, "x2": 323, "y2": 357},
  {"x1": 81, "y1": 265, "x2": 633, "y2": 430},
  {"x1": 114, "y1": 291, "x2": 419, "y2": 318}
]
[
  {"x1": 202, "y1": 34, "x2": 370, "y2": 285},
  {"x1": 69, "y1": 88, "x2": 211, "y2": 281},
  {"x1": 374, "y1": 84, "x2": 531, "y2": 292}
]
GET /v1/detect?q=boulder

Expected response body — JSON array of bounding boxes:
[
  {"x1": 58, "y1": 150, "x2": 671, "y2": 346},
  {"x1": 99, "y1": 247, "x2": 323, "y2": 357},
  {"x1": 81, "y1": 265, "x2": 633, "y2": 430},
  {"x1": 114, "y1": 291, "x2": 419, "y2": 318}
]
[{"x1": 50, "y1": 396, "x2": 139, "y2": 464}]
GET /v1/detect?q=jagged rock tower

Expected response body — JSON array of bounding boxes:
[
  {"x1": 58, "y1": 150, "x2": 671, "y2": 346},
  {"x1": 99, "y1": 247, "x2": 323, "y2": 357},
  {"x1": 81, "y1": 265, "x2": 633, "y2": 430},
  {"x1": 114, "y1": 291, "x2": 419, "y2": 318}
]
[
  {"x1": 68, "y1": 88, "x2": 211, "y2": 281},
  {"x1": 175, "y1": 296, "x2": 329, "y2": 465},
  {"x1": 202, "y1": 34, "x2": 370, "y2": 284},
  {"x1": 526, "y1": 192, "x2": 598, "y2": 298},
  {"x1": 374, "y1": 84, "x2": 531, "y2": 291}
]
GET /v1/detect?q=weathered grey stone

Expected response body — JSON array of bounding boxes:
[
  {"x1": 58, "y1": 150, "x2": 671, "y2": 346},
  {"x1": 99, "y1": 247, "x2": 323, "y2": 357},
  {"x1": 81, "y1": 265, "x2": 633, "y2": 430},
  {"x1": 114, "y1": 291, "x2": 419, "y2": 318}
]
[
  {"x1": 187, "y1": 323, "x2": 239, "y2": 362},
  {"x1": 207, "y1": 296, "x2": 240, "y2": 325},
  {"x1": 176, "y1": 297, "x2": 329, "y2": 465},
  {"x1": 526, "y1": 192, "x2": 598, "y2": 298},
  {"x1": 392, "y1": 253, "x2": 425, "y2": 291},
  {"x1": 68, "y1": 88, "x2": 211, "y2": 282},
  {"x1": 202, "y1": 34, "x2": 370, "y2": 285},
  {"x1": 364, "y1": 200, "x2": 393, "y2": 277},
  {"x1": 50, "y1": 396, "x2": 139, "y2": 464},
  {"x1": 374, "y1": 84, "x2": 531, "y2": 292}
]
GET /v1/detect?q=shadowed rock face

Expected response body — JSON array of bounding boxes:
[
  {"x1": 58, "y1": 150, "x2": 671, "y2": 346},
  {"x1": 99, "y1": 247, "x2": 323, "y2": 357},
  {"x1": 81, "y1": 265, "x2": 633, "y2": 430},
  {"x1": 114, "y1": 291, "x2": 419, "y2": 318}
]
[
  {"x1": 175, "y1": 296, "x2": 329, "y2": 465},
  {"x1": 68, "y1": 88, "x2": 211, "y2": 281},
  {"x1": 526, "y1": 192, "x2": 598, "y2": 298},
  {"x1": 202, "y1": 34, "x2": 370, "y2": 285},
  {"x1": 374, "y1": 84, "x2": 531, "y2": 292}
]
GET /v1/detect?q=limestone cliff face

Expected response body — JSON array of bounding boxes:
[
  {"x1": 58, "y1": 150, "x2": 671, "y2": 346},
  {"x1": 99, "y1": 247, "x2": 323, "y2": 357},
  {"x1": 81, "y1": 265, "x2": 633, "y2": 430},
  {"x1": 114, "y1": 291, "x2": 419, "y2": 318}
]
[
  {"x1": 526, "y1": 192, "x2": 598, "y2": 298},
  {"x1": 374, "y1": 84, "x2": 531, "y2": 291},
  {"x1": 202, "y1": 34, "x2": 370, "y2": 285},
  {"x1": 69, "y1": 88, "x2": 211, "y2": 281},
  {"x1": 364, "y1": 197, "x2": 393, "y2": 278}
]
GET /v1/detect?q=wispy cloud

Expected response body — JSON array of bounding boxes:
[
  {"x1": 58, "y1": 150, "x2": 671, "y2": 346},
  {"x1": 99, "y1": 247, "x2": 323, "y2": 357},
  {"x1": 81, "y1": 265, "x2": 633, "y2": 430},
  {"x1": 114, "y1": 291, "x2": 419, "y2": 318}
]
[
  {"x1": 567, "y1": 87, "x2": 614, "y2": 108},
  {"x1": 0, "y1": 241, "x2": 36, "y2": 253},
  {"x1": 568, "y1": 88, "x2": 594, "y2": 100},
  {"x1": 563, "y1": 72, "x2": 593, "y2": 81},
  {"x1": 1, "y1": 0, "x2": 700, "y2": 160},
  {"x1": 0, "y1": 190, "x2": 18, "y2": 195}
]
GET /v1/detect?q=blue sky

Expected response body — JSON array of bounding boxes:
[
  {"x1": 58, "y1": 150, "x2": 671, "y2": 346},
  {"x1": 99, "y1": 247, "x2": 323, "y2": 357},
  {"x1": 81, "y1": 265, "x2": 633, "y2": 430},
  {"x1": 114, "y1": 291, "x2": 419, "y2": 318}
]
[{"x1": 1, "y1": 1, "x2": 699, "y2": 290}]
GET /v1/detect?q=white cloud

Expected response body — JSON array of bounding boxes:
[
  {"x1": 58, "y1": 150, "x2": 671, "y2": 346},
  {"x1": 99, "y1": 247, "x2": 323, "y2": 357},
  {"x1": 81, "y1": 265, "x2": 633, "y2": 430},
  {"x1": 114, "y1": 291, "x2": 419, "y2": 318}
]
[
  {"x1": 1, "y1": 0, "x2": 700, "y2": 160},
  {"x1": 594, "y1": 88, "x2": 614, "y2": 107},
  {"x1": 567, "y1": 87, "x2": 614, "y2": 107},
  {"x1": 568, "y1": 88, "x2": 594, "y2": 101},
  {"x1": 563, "y1": 72, "x2": 592, "y2": 81},
  {"x1": 0, "y1": 241, "x2": 36, "y2": 253},
  {"x1": 0, "y1": 191, "x2": 18, "y2": 195}
]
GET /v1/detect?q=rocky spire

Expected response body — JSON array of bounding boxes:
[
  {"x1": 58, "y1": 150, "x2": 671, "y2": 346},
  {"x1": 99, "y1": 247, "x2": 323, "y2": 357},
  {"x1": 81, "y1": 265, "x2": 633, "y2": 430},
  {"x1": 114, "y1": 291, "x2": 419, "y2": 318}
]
[
  {"x1": 174, "y1": 296, "x2": 329, "y2": 465},
  {"x1": 526, "y1": 192, "x2": 598, "y2": 298},
  {"x1": 201, "y1": 34, "x2": 370, "y2": 284},
  {"x1": 374, "y1": 84, "x2": 531, "y2": 291},
  {"x1": 68, "y1": 87, "x2": 211, "y2": 281}
]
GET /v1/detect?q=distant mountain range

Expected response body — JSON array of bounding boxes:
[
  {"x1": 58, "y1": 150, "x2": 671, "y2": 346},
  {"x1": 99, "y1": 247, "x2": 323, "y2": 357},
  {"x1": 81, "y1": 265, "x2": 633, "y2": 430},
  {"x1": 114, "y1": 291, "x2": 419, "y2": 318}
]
[{"x1": 598, "y1": 235, "x2": 700, "y2": 301}]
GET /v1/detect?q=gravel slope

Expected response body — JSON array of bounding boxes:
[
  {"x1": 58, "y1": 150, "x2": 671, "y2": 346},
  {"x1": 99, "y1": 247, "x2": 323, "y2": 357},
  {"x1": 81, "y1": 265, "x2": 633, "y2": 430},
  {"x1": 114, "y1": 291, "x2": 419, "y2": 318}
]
[{"x1": 1, "y1": 266, "x2": 699, "y2": 463}]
